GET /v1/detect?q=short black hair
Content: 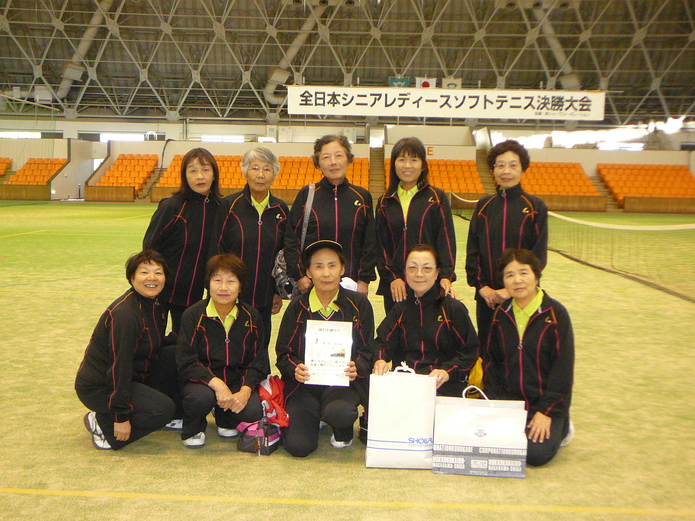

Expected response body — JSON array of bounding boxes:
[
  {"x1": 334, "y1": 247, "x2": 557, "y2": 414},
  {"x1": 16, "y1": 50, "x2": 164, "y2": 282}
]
[
  {"x1": 205, "y1": 253, "x2": 247, "y2": 294},
  {"x1": 487, "y1": 139, "x2": 530, "y2": 173},
  {"x1": 405, "y1": 243, "x2": 439, "y2": 268},
  {"x1": 312, "y1": 135, "x2": 354, "y2": 169},
  {"x1": 125, "y1": 250, "x2": 169, "y2": 283},
  {"x1": 498, "y1": 248, "x2": 543, "y2": 281},
  {"x1": 386, "y1": 137, "x2": 429, "y2": 196}
]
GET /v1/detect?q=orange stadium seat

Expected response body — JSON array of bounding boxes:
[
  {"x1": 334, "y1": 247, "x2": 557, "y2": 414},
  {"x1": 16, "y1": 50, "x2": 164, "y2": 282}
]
[
  {"x1": 422, "y1": 158, "x2": 483, "y2": 194},
  {"x1": 522, "y1": 162, "x2": 599, "y2": 197},
  {"x1": 4, "y1": 157, "x2": 67, "y2": 185},
  {"x1": 598, "y1": 163, "x2": 695, "y2": 206},
  {"x1": 98, "y1": 154, "x2": 158, "y2": 190}
]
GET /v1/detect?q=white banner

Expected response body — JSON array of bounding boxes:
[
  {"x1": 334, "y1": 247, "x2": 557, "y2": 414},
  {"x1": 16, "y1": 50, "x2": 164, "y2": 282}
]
[{"x1": 288, "y1": 86, "x2": 605, "y2": 121}]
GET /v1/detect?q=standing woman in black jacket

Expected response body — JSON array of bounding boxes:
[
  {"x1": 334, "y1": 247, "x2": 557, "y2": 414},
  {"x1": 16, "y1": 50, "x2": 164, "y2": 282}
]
[
  {"x1": 144, "y1": 148, "x2": 221, "y2": 333},
  {"x1": 465, "y1": 140, "x2": 548, "y2": 349},
  {"x1": 284, "y1": 135, "x2": 377, "y2": 296},
  {"x1": 376, "y1": 137, "x2": 457, "y2": 314},
  {"x1": 210, "y1": 147, "x2": 289, "y2": 352}
]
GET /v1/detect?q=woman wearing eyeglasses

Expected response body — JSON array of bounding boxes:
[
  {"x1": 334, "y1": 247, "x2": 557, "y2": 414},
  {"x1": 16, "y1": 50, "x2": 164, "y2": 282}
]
[
  {"x1": 372, "y1": 244, "x2": 478, "y2": 396},
  {"x1": 465, "y1": 139, "x2": 548, "y2": 349}
]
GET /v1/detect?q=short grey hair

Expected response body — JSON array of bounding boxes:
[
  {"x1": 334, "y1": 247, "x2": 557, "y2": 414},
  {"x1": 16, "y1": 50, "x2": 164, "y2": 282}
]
[{"x1": 241, "y1": 147, "x2": 280, "y2": 177}]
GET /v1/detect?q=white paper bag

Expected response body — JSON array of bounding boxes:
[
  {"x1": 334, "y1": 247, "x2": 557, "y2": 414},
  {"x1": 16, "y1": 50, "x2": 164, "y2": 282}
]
[
  {"x1": 433, "y1": 386, "x2": 528, "y2": 478},
  {"x1": 366, "y1": 366, "x2": 437, "y2": 469}
]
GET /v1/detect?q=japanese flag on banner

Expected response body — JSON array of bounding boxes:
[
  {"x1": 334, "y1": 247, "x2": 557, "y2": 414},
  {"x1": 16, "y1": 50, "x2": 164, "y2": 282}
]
[
  {"x1": 415, "y1": 77, "x2": 437, "y2": 88},
  {"x1": 442, "y1": 77, "x2": 462, "y2": 89}
]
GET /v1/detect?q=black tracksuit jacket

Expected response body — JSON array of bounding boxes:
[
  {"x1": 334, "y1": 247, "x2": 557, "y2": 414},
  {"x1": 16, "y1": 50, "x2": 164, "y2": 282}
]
[
  {"x1": 210, "y1": 185, "x2": 290, "y2": 308},
  {"x1": 375, "y1": 183, "x2": 457, "y2": 295},
  {"x1": 75, "y1": 289, "x2": 168, "y2": 423},
  {"x1": 466, "y1": 183, "x2": 548, "y2": 291},
  {"x1": 275, "y1": 287, "x2": 375, "y2": 401},
  {"x1": 372, "y1": 284, "x2": 478, "y2": 381},
  {"x1": 176, "y1": 299, "x2": 269, "y2": 391},
  {"x1": 484, "y1": 291, "x2": 574, "y2": 420},
  {"x1": 143, "y1": 192, "x2": 220, "y2": 307},
  {"x1": 284, "y1": 177, "x2": 377, "y2": 284}
]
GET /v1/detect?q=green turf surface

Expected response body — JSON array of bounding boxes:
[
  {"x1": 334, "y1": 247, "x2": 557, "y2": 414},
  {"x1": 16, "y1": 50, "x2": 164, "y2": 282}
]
[{"x1": 1, "y1": 202, "x2": 693, "y2": 520}]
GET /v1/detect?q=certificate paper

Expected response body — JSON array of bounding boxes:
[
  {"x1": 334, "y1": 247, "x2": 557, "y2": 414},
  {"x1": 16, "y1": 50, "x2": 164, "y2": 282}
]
[{"x1": 304, "y1": 320, "x2": 353, "y2": 387}]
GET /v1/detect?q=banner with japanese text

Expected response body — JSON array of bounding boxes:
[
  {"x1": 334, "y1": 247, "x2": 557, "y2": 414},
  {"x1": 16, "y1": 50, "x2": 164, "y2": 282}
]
[{"x1": 288, "y1": 86, "x2": 605, "y2": 121}]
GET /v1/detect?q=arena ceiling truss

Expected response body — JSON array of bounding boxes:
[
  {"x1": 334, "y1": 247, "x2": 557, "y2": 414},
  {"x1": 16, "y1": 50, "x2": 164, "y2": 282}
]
[{"x1": 1, "y1": 0, "x2": 693, "y2": 129}]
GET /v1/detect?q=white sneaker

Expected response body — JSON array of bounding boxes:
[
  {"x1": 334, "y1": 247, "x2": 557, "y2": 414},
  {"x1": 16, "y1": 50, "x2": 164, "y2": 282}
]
[
  {"x1": 183, "y1": 432, "x2": 206, "y2": 448},
  {"x1": 164, "y1": 419, "x2": 183, "y2": 430},
  {"x1": 217, "y1": 427, "x2": 239, "y2": 438},
  {"x1": 330, "y1": 434, "x2": 353, "y2": 449},
  {"x1": 83, "y1": 412, "x2": 111, "y2": 450},
  {"x1": 83, "y1": 412, "x2": 102, "y2": 435},
  {"x1": 561, "y1": 420, "x2": 575, "y2": 447}
]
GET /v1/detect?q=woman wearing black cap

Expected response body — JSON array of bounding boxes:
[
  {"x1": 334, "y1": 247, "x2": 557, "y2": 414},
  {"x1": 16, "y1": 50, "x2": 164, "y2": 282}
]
[{"x1": 275, "y1": 240, "x2": 375, "y2": 457}]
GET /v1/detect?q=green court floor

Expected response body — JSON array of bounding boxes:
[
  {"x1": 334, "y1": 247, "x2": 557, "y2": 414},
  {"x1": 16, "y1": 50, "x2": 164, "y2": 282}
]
[{"x1": 0, "y1": 201, "x2": 693, "y2": 521}]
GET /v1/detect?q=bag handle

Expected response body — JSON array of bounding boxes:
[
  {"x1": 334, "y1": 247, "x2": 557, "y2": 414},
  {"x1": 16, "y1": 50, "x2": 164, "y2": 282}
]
[
  {"x1": 299, "y1": 183, "x2": 315, "y2": 251},
  {"x1": 393, "y1": 361, "x2": 415, "y2": 375},
  {"x1": 462, "y1": 385, "x2": 490, "y2": 401}
]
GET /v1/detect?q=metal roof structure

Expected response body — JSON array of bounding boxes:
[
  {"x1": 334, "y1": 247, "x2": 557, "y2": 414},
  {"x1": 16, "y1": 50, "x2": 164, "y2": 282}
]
[{"x1": 1, "y1": 0, "x2": 693, "y2": 128}]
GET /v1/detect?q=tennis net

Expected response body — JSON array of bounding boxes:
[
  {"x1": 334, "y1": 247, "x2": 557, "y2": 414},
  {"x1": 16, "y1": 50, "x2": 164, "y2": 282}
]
[{"x1": 451, "y1": 193, "x2": 695, "y2": 303}]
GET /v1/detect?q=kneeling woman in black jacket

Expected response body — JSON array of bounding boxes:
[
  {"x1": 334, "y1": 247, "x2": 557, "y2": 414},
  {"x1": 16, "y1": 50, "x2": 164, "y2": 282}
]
[
  {"x1": 176, "y1": 254, "x2": 269, "y2": 448},
  {"x1": 75, "y1": 250, "x2": 179, "y2": 450},
  {"x1": 372, "y1": 244, "x2": 479, "y2": 396},
  {"x1": 484, "y1": 248, "x2": 574, "y2": 466},
  {"x1": 276, "y1": 240, "x2": 375, "y2": 457}
]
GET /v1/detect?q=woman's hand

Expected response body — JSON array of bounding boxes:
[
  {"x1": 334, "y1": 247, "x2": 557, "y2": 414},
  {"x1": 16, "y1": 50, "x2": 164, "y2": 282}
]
[
  {"x1": 390, "y1": 278, "x2": 407, "y2": 302},
  {"x1": 495, "y1": 288, "x2": 510, "y2": 304},
  {"x1": 230, "y1": 386, "x2": 252, "y2": 414},
  {"x1": 295, "y1": 363, "x2": 310, "y2": 383},
  {"x1": 114, "y1": 420, "x2": 131, "y2": 442},
  {"x1": 344, "y1": 361, "x2": 358, "y2": 381},
  {"x1": 479, "y1": 286, "x2": 498, "y2": 309},
  {"x1": 527, "y1": 411, "x2": 552, "y2": 443},
  {"x1": 208, "y1": 377, "x2": 234, "y2": 410},
  {"x1": 429, "y1": 369, "x2": 450, "y2": 389},
  {"x1": 372, "y1": 359, "x2": 390, "y2": 375},
  {"x1": 356, "y1": 281, "x2": 369, "y2": 296},
  {"x1": 271, "y1": 293, "x2": 283, "y2": 315},
  {"x1": 297, "y1": 276, "x2": 313, "y2": 293},
  {"x1": 440, "y1": 278, "x2": 456, "y2": 299}
]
